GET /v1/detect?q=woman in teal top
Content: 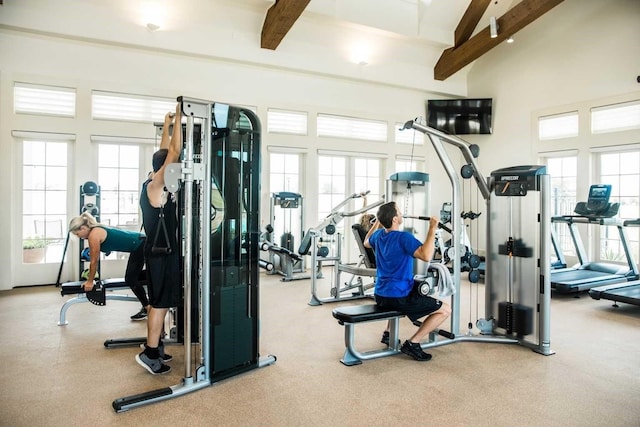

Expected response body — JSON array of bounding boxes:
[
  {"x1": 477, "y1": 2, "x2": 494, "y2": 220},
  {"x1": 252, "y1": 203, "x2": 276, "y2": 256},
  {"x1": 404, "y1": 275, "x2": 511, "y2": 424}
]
[{"x1": 68, "y1": 211, "x2": 149, "y2": 321}]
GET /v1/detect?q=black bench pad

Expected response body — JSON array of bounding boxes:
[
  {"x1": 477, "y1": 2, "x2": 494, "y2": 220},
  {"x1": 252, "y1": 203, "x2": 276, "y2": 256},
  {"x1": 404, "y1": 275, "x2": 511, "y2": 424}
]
[
  {"x1": 332, "y1": 304, "x2": 404, "y2": 324},
  {"x1": 60, "y1": 278, "x2": 129, "y2": 296}
]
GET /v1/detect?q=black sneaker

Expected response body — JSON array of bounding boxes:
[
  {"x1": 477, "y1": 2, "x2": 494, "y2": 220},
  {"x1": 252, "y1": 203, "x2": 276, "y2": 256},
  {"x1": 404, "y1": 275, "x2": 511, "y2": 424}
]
[
  {"x1": 381, "y1": 331, "x2": 389, "y2": 345},
  {"x1": 136, "y1": 352, "x2": 171, "y2": 375},
  {"x1": 130, "y1": 307, "x2": 148, "y2": 321},
  {"x1": 139, "y1": 343, "x2": 172, "y2": 362},
  {"x1": 400, "y1": 340, "x2": 432, "y2": 361}
]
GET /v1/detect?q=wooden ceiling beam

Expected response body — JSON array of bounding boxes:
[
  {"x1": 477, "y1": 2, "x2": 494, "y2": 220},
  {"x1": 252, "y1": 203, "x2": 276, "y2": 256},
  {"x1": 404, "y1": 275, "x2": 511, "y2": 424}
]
[
  {"x1": 261, "y1": 0, "x2": 311, "y2": 50},
  {"x1": 454, "y1": 0, "x2": 492, "y2": 47},
  {"x1": 435, "y1": 0, "x2": 564, "y2": 81}
]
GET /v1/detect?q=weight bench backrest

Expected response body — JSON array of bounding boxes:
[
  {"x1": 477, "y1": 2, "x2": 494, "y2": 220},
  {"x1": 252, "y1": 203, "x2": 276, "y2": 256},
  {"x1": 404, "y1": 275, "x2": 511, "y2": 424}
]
[{"x1": 351, "y1": 224, "x2": 376, "y2": 269}]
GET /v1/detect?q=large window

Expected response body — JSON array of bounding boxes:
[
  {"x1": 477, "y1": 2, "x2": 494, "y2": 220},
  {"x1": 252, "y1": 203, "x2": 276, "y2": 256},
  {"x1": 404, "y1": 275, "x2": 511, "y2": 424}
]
[
  {"x1": 395, "y1": 158, "x2": 425, "y2": 174},
  {"x1": 598, "y1": 150, "x2": 640, "y2": 262},
  {"x1": 545, "y1": 155, "x2": 578, "y2": 258},
  {"x1": 22, "y1": 141, "x2": 68, "y2": 264},
  {"x1": 98, "y1": 144, "x2": 141, "y2": 227},
  {"x1": 354, "y1": 158, "x2": 381, "y2": 203},
  {"x1": 269, "y1": 152, "x2": 300, "y2": 194},
  {"x1": 318, "y1": 156, "x2": 347, "y2": 221}
]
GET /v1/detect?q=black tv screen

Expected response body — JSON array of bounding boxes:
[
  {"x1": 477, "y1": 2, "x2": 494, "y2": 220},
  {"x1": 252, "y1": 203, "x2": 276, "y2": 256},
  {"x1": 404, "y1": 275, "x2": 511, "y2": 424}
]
[{"x1": 427, "y1": 98, "x2": 493, "y2": 135}]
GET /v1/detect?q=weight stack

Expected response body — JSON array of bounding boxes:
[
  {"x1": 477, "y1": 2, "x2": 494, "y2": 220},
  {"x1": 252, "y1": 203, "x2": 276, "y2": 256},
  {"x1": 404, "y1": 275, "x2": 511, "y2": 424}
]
[{"x1": 497, "y1": 302, "x2": 533, "y2": 336}]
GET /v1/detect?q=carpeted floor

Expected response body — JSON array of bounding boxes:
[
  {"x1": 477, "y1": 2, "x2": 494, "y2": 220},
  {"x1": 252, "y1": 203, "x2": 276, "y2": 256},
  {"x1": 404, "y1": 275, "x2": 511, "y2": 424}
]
[{"x1": 0, "y1": 272, "x2": 639, "y2": 427}]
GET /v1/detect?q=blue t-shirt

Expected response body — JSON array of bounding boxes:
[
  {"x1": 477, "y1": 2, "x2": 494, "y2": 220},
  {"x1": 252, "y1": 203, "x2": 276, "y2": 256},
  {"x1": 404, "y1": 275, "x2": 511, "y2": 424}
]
[{"x1": 369, "y1": 229, "x2": 421, "y2": 297}]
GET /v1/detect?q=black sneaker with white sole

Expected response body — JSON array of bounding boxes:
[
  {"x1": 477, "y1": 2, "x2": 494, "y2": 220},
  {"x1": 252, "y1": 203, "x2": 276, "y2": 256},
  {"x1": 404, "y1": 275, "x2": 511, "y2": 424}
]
[
  {"x1": 400, "y1": 340, "x2": 432, "y2": 361},
  {"x1": 136, "y1": 352, "x2": 171, "y2": 375},
  {"x1": 139, "y1": 343, "x2": 173, "y2": 362},
  {"x1": 130, "y1": 307, "x2": 148, "y2": 321}
]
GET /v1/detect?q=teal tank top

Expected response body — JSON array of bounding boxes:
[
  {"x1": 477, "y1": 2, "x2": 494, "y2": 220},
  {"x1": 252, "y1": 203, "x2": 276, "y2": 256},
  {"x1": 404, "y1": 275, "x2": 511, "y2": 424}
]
[{"x1": 98, "y1": 226, "x2": 144, "y2": 253}]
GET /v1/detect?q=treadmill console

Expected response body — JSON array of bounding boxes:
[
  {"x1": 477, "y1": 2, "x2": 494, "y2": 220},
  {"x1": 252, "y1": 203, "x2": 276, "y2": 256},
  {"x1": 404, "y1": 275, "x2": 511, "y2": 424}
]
[{"x1": 574, "y1": 184, "x2": 619, "y2": 218}]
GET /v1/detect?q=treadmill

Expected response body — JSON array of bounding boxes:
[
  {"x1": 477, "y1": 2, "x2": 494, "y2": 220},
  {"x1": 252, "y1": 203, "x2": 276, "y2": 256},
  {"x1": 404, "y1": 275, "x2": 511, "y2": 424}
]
[
  {"x1": 589, "y1": 218, "x2": 640, "y2": 306},
  {"x1": 550, "y1": 185, "x2": 639, "y2": 294}
]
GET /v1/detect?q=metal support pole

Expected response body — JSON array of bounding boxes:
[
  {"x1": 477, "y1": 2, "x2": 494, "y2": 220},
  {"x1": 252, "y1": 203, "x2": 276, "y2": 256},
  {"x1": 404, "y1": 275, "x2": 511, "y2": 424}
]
[{"x1": 183, "y1": 116, "x2": 194, "y2": 381}]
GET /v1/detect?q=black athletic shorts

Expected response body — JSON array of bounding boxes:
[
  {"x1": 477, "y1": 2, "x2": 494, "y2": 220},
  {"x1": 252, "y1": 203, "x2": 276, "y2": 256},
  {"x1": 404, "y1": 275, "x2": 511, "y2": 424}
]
[
  {"x1": 375, "y1": 292, "x2": 443, "y2": 322},
  {"x1": 146, "y1": 253, "x2": 181, "y2": 308}
]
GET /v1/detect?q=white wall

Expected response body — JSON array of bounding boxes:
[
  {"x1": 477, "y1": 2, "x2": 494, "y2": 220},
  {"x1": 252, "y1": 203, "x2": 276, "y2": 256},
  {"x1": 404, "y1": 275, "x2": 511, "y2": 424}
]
[
  {"x1": 452, "y1": 0, "x2": 640, "y2": 255},
  {"x1": 468, "y1": 0, "x2": 640, "y2": 171}
]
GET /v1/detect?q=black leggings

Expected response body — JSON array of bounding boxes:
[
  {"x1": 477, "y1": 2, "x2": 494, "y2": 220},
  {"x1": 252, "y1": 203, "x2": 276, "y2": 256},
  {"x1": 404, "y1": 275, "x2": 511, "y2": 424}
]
[{"x1": 125, "y1": 242, "x2": 148, "y2": 307}]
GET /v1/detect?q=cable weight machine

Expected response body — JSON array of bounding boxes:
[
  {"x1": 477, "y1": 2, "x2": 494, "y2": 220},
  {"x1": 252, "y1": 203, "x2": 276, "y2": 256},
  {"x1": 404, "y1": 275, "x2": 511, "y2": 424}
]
[
  {"x1": 112, "y1": 97, "x2": 275, "y2": 412},
  {"x1": 404, "y1": 119, "x2": 553, "y2": 356}
]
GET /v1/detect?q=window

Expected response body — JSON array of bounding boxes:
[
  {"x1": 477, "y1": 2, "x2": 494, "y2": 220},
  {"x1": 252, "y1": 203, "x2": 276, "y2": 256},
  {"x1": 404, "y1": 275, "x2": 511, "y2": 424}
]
[
  {"x1": 591, "y1": 100, "x2": 640, "y2": 134},
  {"x1": 269, "y1": 152, "x2": 300, "y2": 194},
  {"x1": 538, "y1": 112, "x2": 579, "y2": 140},
  {"x1": 22, "y1": 140, "x2": 68, "y2": 264},
  {"x1": 354, "y1": 158, "x2": 381, "y2": 204},
  {"x1": 317, "y1": 114, "x2": 387, "y2": 142},
  {"x1": 395, "y1": 123, "x2": 424, "y2": 145},
  {"x1": 267, "y1": 109, "x2": 307, "y2": 135},
  {"x1": 14, "y1": 83, "x2": 76, "y2": 117},
  {"x1": 395, "y1": 158, "x2": 425, "y2": 173},
  {"x1": 98, "y1": 144, "x2": 141, "y2": 228},
  {"x1": 92, "y1": 91, "x2": 175, "y2": 123},
  {"x1": 598, "y1": 150, "x2": 640, "y2": 262},
  {"x1": 545, "y1": 155, "x2": 578, "y2": 258},
  {"x1": 318, "y1": 156, "x2": 347, "y2": 221}
]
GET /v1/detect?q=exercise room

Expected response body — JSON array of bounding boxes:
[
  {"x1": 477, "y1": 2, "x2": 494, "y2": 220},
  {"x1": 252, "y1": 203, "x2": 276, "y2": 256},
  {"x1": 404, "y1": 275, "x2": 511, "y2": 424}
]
[{"x1": 1, "y1": 0, "x2": 639, "y2": 425}]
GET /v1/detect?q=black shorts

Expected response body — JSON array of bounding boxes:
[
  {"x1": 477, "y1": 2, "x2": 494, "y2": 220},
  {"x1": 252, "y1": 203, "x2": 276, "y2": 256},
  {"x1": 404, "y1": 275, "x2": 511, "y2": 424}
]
[
  {"x1": 146, "y1": 253, "x2": 181, "y2": 308},
  {"x1": 375, "y1": 292, "x2": 443, "y2": 322}
]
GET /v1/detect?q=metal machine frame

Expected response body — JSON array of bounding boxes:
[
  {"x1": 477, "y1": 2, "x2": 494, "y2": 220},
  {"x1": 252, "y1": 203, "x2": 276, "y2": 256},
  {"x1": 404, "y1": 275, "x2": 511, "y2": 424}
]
[
  {"x1": 112, "y1": 97, "x2": 275, "y2": 412},
  {"x1": 405, "y1": 120, "x2": 553, "y2": 356},
  {"x1": 306, "y1": 193, "x2": 383, "y2": 305}
]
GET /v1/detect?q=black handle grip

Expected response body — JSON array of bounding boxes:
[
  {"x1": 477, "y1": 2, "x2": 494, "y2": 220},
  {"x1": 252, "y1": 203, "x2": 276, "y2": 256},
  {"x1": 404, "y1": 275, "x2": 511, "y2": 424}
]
[
  {"x1": 437, "y1": 329, "x2": 455, "y2": 339},
  {"x1": 151, "y1": 246, "x2": 172, "y2": 255}
]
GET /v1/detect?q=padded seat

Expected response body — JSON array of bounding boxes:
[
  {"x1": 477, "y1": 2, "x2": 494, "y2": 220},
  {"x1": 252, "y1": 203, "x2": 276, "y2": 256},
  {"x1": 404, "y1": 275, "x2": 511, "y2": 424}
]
[
  {"x1": 60, "y1": 278, "x2": 131, "y2": 296},
  {"x1": 332, "y1": 304, "x2": 403, "y2": 324}
]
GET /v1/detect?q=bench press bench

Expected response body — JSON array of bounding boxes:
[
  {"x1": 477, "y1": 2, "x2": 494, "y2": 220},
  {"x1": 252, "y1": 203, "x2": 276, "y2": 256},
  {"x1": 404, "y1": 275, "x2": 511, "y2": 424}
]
[
  {"x1": 58, "y1": 278, "x2": 143, "y2": 326},
  {"x1": 332, "y1": 304, "x2": 405, "y2": 366},
  {"x1": 332, "y1": 303, "x2": 455, "y2": 366}
]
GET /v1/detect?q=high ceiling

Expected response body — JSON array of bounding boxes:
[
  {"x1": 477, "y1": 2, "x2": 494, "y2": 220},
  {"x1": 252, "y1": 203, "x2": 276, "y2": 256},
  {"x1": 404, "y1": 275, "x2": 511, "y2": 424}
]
[
  {"x1": 259, "y1": 0, "x2": 564, "y2": 80},
  {"x1": 0, "y1": 0, "x2": 565, "y2": 95}
]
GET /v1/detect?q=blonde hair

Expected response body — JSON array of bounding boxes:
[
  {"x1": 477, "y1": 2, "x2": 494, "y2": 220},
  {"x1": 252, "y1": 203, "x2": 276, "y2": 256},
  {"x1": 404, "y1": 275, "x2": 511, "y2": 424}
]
[
  {"x1": 360, "y1": 213, "x2": 375, "y2": 232},
  {"x1": 68, "y1": 211, "x2": 100, "y2": 232}
]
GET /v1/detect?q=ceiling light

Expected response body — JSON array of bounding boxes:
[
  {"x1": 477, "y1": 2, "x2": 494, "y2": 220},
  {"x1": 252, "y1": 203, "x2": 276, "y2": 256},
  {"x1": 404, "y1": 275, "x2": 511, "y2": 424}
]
[{"x1": 489, "y1": 16, "x2": 498, "y2": 39}]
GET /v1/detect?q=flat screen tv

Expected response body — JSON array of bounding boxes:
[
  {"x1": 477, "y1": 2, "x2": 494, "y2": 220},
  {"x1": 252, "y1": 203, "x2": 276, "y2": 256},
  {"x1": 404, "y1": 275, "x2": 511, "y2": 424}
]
[{"x1": 427, "y1": 98, "x2": 493, "y2": 135}]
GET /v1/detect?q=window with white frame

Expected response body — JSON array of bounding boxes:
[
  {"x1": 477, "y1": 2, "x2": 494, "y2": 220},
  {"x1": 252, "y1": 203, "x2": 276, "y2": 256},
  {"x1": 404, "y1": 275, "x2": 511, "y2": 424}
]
[
  {"x1": 22, "y1": 140, "x2": 68, "y2": 264},
  {"x1": 14, "y1": 82, "x2": 76, "y2": 117},
  {"x1": 318, "y1": 155, "x2": 347, "y2": 221},
  {"x1": 98, "y1": 144, "x2": 141, "y2": 228},
  {"x1": 395, "y1": 157, "x2": 425, "y2": 174},
  {"x1": 354, "y1": 158, "x2": 381, "y2": 205},
  {"x1": 269, "y1": 152, "x2": 300, "y2": 194},
  {"x1": 267, "y1": 109, "x2": 307, "y2": 135},
  {"x1": 591, "y1": 100, "x2": 640, "y2": 134},
  {"x1": 317, "y1": 114, "x2": 387, "y2": 142},
  {"x1": 598, "y1": 149, "x2": 640, "y2": 263},
  {"x1": 538, "y1": 112, "x2": 579, "y2": 140},
  {"x1": 544, "y1": 155, "x2": 578, "y2": 258},
  {"x1": 395, "y1": 123, "x2": 424, "y2": 145},
  {"x1": 92, "y1": 91, "x2": 175, "y2": 123},
  {"x1": 269, "y1": 152, "x2": 302, "y2": 244}
]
